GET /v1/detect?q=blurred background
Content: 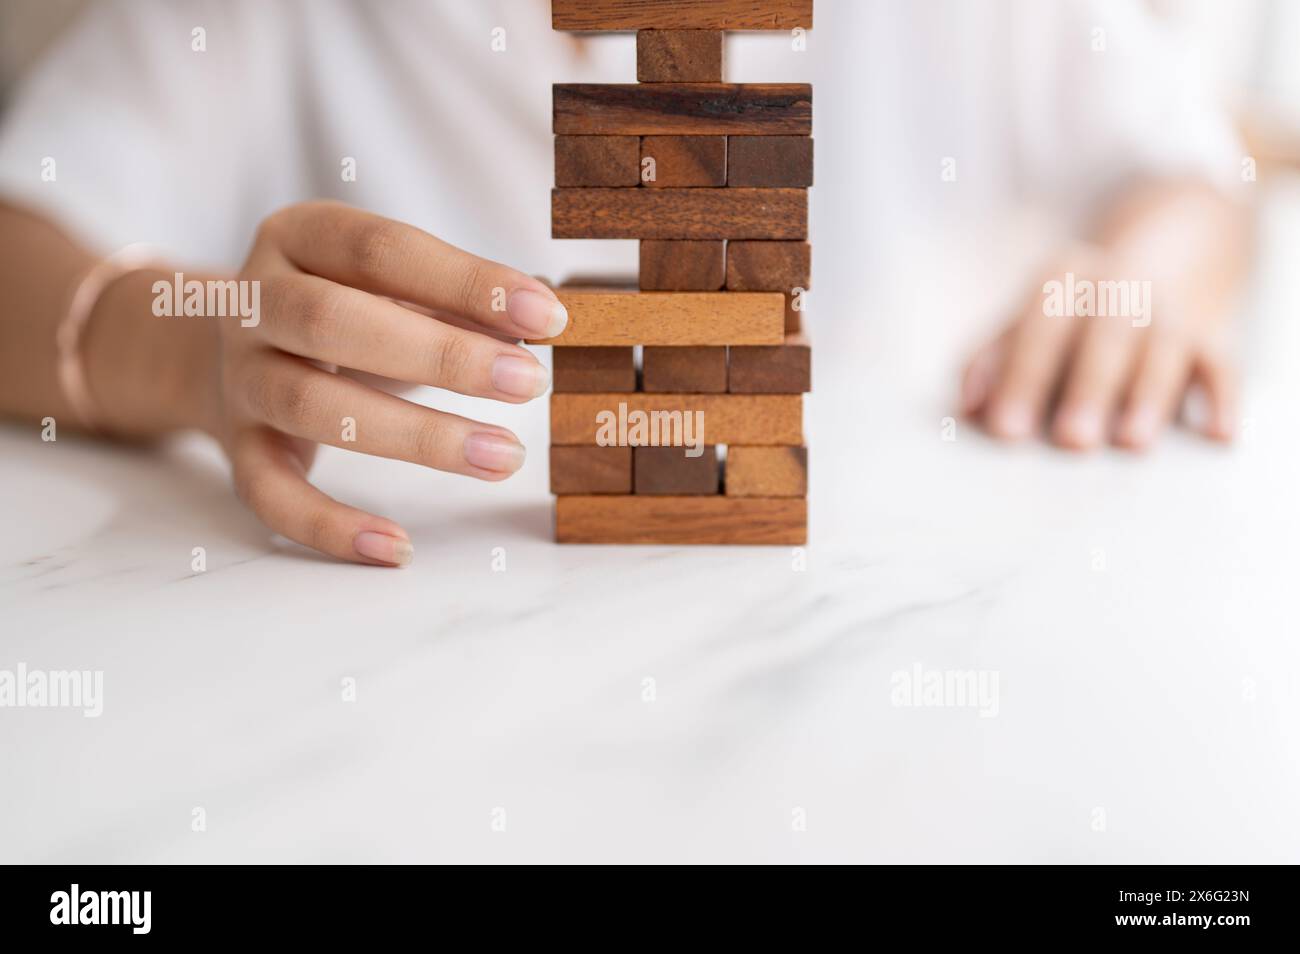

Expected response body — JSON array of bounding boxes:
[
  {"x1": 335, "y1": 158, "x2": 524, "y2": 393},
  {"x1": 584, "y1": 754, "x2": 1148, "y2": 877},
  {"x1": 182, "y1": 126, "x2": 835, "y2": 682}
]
[
  {"x1": 4, "y1": 0, "x2": 1295, "y2": 346},
  {"x1": 3, "y1": 1, "x2": 1299, "y2": 220},
  {"x1": 5, "y1": 1, "x2": 1300, "y2": 163}
]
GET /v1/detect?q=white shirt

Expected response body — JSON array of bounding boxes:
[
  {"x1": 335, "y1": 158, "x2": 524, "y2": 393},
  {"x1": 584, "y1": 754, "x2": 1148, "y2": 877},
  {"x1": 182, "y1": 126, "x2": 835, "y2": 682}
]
[{"x1": 0, "y1": 0, "x2": 1243, "y2": 318}]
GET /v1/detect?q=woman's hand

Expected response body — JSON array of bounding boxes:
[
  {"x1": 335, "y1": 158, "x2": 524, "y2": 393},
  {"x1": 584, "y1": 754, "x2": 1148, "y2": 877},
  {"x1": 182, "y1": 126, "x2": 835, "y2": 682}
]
[
  {"x1": 204, "y1": 201, "x2": 566, "y2": 566},
  {"x1": 961, "y1": 182, "x2": 1247, "y2": 451},
  {"x1": 961, "y1": 249, "x2": 1237, "y2": 450}
]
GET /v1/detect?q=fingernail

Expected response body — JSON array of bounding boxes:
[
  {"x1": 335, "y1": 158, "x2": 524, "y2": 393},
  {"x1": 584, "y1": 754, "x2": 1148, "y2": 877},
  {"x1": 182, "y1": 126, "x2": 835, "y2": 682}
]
[
  {"x1": 491, "y1": 353, "x2": 550, "y2": 399},
  {"x1": 1119, "y1": 406, "x2": 1158, "y2": 446},
  {"x1": 464, "y1": 432, "x2": 526, "y2": 473},
  {"x1": 508, "y1": 289, "x2": 568, "y2": 339},
  {"x1": 353, "y1": 531, "x2": 414, "y2": 566},
  {"x1": 1058, "y1": 405, "x2": 1104, "y2": 447},
  {"x1": 989, "y1": 401, "x2": 1033, "y2": 439}
]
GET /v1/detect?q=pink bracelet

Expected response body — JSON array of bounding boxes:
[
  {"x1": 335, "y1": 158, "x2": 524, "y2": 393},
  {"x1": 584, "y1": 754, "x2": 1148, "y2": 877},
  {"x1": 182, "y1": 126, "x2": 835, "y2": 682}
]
[{"x1": 56, "y1": 243, "x2": 161, "y2": 433}]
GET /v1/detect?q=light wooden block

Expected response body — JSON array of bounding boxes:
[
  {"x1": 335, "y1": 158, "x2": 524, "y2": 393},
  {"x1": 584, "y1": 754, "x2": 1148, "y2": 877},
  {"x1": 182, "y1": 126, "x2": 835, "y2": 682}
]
[
  {"x1": 556, "y1": 495, "x2": 807, "y2": 545},
  {"x1": 550, "y1": 393, "x2": 803, "y2": 445},
  {"x1": 530, "y1": 289, "x2": 783, "y2": 346},
  {"x1": 725, "y1": 446, "x2": 807, "y2": 497}
]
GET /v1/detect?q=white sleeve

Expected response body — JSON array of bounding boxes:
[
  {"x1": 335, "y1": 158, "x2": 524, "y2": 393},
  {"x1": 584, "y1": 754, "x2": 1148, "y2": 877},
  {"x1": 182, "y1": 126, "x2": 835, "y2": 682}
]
[
  {"x1": 1007, "y1": 0, "x2": 1245, "y2": 221},
  {"x1": 0, "y1": 0, "x2": 300, "y2": 266}
]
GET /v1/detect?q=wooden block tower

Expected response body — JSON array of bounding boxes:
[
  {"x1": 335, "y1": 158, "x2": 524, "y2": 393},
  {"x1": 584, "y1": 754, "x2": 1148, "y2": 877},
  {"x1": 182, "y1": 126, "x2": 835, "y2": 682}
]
[{"x1": 535, "y1": 0, "x2": 813, "y2": 545}]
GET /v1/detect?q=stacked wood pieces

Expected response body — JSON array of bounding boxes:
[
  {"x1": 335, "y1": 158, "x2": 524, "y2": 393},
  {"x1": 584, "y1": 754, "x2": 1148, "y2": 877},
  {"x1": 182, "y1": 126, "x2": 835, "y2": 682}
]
[{"x1": 539, "y1": 0, "x2": 813, "y2": 544}]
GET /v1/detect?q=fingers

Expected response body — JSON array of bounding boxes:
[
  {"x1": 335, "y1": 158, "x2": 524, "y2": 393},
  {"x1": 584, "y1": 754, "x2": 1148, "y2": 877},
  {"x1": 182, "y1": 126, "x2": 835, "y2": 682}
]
[
  {"x1": 239, "y1": 351, "x2": 526, "y2": 480},
  {"x1": 261, "y1": 201, "x2": 567, "y2": 340},
  {"x1": 1114, "y1": 332, "x2": 1191, "y2": 449},
  {"x1": 230, "y1": 426, "x2": 413, "y2": 566},
  {"x1": 1191, "y1": 347, "x2": 1238, "y2": 442},
  {"x1": 983, "y1": 311, "x2": 1079, "y2": 441},
  {"x1": 1052, "y1": 318, "x2": 1142, "y2": 450},
  {"x1": 406, "y1": 303, "x2": 524, "y2": 345},
  {"x1": 960, "y1": 331, "x2": 1008, "y2": 417},
  {"x1": 257, "y1": 274, "x2": 549, "y2": 402}
]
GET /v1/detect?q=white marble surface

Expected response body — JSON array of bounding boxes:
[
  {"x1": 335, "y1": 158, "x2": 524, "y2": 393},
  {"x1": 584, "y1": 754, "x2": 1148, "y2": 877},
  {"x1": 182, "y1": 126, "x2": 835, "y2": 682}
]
[{"x1": 3, "y1": 189, "x2": 1300, "y2": 864}]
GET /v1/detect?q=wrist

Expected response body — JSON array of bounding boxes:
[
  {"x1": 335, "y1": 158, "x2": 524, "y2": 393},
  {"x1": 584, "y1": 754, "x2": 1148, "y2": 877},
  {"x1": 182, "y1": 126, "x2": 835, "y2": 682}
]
[{"x1": 80, "y1": 267, "x2": 221, "y2": 439}]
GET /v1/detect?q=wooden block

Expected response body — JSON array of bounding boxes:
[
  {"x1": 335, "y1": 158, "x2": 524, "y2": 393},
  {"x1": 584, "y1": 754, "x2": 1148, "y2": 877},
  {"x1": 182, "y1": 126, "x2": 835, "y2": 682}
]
[
  {"x1": 558, "y1": 275, "x2": 639, "y2": 290},
  {"x1": 551, "y1": 393, "x2": 802, "y2": 445},
  {"x1": 639, "y1": 240, "x2": 725, "y2": 290},
  {"x1": 550, "y1": 446, "x2": 633, "y2": 494},
  {"x1": 726, "y1": 240, "x2": 811, "y2": 292},
  {"x1": 637, "y1": 30, "x2": 723, "y2": 83},
  {"x1": 725, "y1": 446, "x2": 807, "y2": 497},
  {"x1": 530, "y1": 289, "x2": 783, "y2": 345},
  {"x1": 642, "y1": 346, "x2": 727, "y2": 392},
  {"x1": 554, "y1": 84, "x2": 811, "y2": 136},
  {"x1": 784, "y1": 292, "x2": 803, "y2": 333},
  {"x1": 728, "y1": 332, "x2": 810, "y2": 393},
  {"x1": 556, "y1": 495, "x2": 807, "y2": 545},
  {"x1": 727, "y1": 136, "x2": 813, "y2": 187},
  {"x1": 552, "y1": 188, "x2": 807, "y2": 240},
  {"x1": 553, "y1": 346, "x2": 636, "y2": 392},
  {"x1": 555, "y1": 135, "x2": 640, "y2": 187},
  {"x1": 553, "y1": 0, "x2": 813, "y2": 31},
  {"x1": 635, "y1": 446, "x2": 720, "y2": 494},
  {"x1": 641, "y1": 136, "x2": 726, "y2": 187}
]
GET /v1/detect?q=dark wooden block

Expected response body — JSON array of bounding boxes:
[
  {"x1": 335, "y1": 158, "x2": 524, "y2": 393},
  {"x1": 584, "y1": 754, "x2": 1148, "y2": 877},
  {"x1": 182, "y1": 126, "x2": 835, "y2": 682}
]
[
  {"x1": 726, "y1": 241, "x2": 811, "y2": 292},
  {"x1": 640, "y1": 136, "x2": 726, "y2": 187},
  {"x1": 555, "y1": 135, "x2": 640, "y2": 187},
  {"x1": 553, "y1": 346, "x2": 636, "y2": 392},
  {"x1": 551, "y1": 446, "x2": 633, "y2": 495},
  {"x1": 554, "y1": 0, "x2": 813, "y2": 31},
  {"x1": 635, "y1": 446, "x2": 720, "y2": 495},
  {"x1": 639, "y1": 240, "x2": 725, "y2": 291},
  {"x1": 727, "y1": 136, "x2": 813, "y2": 187},
  {"x1": 728, "y1": 333, "x2": 810, "y2": 393},
  {"x1": 784, "y1": 292, "x2": 803, "y2": 333},
  {"x1": 642, "y1": 346, "x2": 727, "y2": 392},
  {"x1": 637, "y1": 30, "x2": 724, "y2": 83},
  {"x1": 552, "y1": 188, "x2": 807, "y2": 240},
  {"x1": 554, "y1": 84, "x2": 811, "y2": 136}
]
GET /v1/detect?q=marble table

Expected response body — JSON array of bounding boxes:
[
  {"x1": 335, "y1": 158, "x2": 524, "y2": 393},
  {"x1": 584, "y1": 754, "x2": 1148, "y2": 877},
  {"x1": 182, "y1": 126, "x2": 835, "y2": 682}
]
[{"x1": 3, "y1": 189, "x2": 1299, "y2": 864}]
